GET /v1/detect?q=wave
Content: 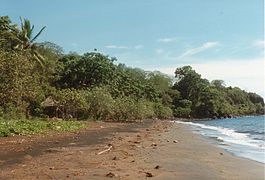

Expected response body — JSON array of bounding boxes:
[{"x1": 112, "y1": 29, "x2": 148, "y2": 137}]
[
  {"x1": 237, "y1": 130, "x2": 265, "y2": 135},
  {"x1": 174, "y1": 120, "x2": 265, "y2": 149}
]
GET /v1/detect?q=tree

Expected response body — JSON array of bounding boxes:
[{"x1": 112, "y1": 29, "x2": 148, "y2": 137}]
[
  {"x1": 173, "y1": 99, "x2": 192, "y2": 118},
  {"x1": 0, "y1": 16, "x2": 46, "y2": 66},
  {"x1": 0, "y1": 49, "x2": 43, "y2": 116},
  {"x1": 17, "y1": 17, "x2": 46, "y2": 49},
  {"x1": 35, "y1": 42, "x2": 64, "y2": 83},
  {"x1": 248, "y1": 92, "x2": 264, "y2": 106},
  {"x1": 211, "y1": 80, "x2": 226, "y2": 89},
  {"x1": 0, "y1": 16, "x2": 18, "y2": 49},
  {"x1": 57, "y1": 52, "x2": 117, "y2": 88},
  {"x1": 147, "y1": 71, "x2": 173, "y2": 94},
  {"x1": 173, "y1": 66, "x2": 209, "y2": 107}
]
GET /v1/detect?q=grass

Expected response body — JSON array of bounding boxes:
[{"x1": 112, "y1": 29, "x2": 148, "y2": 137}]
[{"x1": 0, "y1": 118, "x2": 86, "y2": 137}]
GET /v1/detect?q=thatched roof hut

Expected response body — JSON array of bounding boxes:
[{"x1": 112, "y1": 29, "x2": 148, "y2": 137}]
[{"x1": 41, "y1": 96, "x2": 58, "y2": 107}]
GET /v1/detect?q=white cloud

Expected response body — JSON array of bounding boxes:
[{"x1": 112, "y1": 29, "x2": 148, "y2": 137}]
[
  {"x1": 155, "y1": 49, "x2": 165, "y2": 54},
  {"x1": 148, "y1": 58, "x2": 264, "y2": 97},
  {"x1": 157, "y1": 37, "x2": 179, "y2": 43},
  {"x1": 192, "y1": 58, "x2": 264, "y2": 96},
  {"x1": 105, "y1": 45, "x2": 129, "y2": 49},
  {"x1": 179, "y1": 41, "x2": 220, "y2": 58},
  {"x1": 70, "y1": 43, "x2": 79, "y2": 47},
  {"x1": 105, "y1": 44, "x2": 143, "y2": 50},
  {"x1": 134, "y1": 45, "x2": 144, "y2": 49},
  {"x1": 252, "y1": 40, "x2": 264, "y2": 48}
]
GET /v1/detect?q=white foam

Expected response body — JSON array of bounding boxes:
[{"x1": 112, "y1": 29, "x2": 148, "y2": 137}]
[{"x1": 174, "y1": 120, "x2": 265, "y2": 150}]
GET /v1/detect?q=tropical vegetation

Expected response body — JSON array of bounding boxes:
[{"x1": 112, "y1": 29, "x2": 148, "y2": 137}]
[{"x1": 0, "y1": 16, "x2": 264, "y2": 134}]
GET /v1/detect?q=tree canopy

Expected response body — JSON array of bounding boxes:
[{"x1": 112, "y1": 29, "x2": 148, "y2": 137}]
[{"x1": 0, "y1": 16, "x2": 264, "y2": 121}]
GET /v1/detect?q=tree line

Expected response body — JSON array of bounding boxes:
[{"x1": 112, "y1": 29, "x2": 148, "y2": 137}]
[{"x1": 0, "y1": 16, "x2": 264, "y2": 121}]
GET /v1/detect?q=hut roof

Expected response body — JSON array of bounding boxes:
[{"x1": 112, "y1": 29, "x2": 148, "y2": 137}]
[{"x1": 41, "y1": 96, "x2": 58, "y2": 107}]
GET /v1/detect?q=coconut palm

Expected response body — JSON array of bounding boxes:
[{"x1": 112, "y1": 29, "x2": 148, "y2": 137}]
[
  {"x1": 18, "y1": 17, "x2": 46, "y2": 49},
  {"x1": 0, "y1": 16, "x2": 46, "y2": 66},
  {"x1": 16, "y1": 17, "x2": 46, "y2": 66}
]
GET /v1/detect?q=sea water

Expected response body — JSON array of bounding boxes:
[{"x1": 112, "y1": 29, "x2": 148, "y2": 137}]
[{"x1": 175, "y1": 115, "x2": 265, "y2": 164}]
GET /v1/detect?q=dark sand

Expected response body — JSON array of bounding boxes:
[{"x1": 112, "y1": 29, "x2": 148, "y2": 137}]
[{"x1": 0, "y1": 120, "x2": 264, "y2": 179}]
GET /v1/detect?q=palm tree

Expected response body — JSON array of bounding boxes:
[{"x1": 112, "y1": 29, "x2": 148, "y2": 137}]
[
  {"x1": 0, "y1": 16, "x2": 46, "y2": 66},
  {"x1": 16, "y1": 17, "x2": 46, "y2": 66},
  {"x1": 18, "y1": 17, "x2": 46, "y2": 49}
]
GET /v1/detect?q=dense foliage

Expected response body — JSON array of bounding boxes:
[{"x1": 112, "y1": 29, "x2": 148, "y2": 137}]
[
  {"x1": 173, "y1": 66, "x2": 264, "y2": 118},
  {"x1": 0, "y1": 16, "x2": 264, "y2": 123}
]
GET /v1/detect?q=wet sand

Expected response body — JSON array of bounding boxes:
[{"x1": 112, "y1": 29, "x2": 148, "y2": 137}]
[{"x1": 0, "y1": 120, "x2": 264, "y2": 179}]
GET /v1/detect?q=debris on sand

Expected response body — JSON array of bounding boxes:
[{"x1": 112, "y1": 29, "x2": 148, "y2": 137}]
[
  {"x1": 112, "y1": 156, "x2": 118, "y2": 160},
  {"x1": 151, "y1": 143, "x2": 157, "y2": 147},
  {"x1": 97, "y1": 144, "x2": 113, "y2": 155},
  {"x1": 154, "y1": 165, "x2": 160, "y2": 169},
  {"x1": 145, "y1": 172, "x2": 154, "y2": 177},
  {"x1": 173, "y1": 140, "x2": 179, "y2": 143},
  {"x1": 106, "y1": 172, "x2": 116, "y2": 178}
]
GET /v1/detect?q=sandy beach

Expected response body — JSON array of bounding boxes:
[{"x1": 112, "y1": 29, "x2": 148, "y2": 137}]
[{"x1": 0, "y1": 120, "x2": 264, "y2": 179}]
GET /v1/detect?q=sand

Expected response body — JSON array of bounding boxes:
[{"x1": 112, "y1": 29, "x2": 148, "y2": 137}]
[{"x1": 0, "y1": 120, "x2": 264, "y2": 179}]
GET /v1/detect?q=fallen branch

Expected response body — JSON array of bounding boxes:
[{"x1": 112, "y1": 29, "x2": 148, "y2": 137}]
[{"x1": 97, "y1": 145, "x2": 113, "y2": 155}]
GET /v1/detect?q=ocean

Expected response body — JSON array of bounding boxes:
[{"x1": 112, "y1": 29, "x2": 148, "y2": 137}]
[{"x1": 175, "y1": 115, "x2": 265, "y2": 164}]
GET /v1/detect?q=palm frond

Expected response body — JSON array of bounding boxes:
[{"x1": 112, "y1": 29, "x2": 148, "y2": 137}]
[
  {"x1": 24, "y1": 19, "x2": 32, "y2": 39},
  {"x1": 30, "y1": 26, "x2": 46, "y2": 43}
]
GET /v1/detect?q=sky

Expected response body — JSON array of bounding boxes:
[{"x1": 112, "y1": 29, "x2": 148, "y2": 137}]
[{"x1": 1, "y1": 0, "x2": 264, "y2": 96}]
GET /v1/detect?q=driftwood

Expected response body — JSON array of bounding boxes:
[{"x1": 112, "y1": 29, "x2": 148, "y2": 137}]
[{"x1": 97, "y1": 145, "x2": 113, "y2": 155}]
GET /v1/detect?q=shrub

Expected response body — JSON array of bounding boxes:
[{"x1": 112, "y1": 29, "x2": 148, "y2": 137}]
[
  {"x1": 154, "y1": 103, "x2": 173, "y2": 119},
  {"x1": 112, "y1": 97, "x2": 155, "y2": 121},
  {"x1": 174, "y1": 107, "x2": 191, "y2": 118},
  {"x1": 112, "y1": 96, "x2": 136, "y2": 121},
  {"x1": 137, "y1": 99, "x2": 155, "y2": 119},
  {"x1": 0, "y1": 49, "x2": 43, "y2": 117},
  {"x1": 86, "y1": 87, "x2": 114, "y2": 120},
  {"x1": 0, "y1": 103, "x2": 26, "y2": 120},
  {"x1": 52, "y1": 89, "x2": 90, "y2": 119}
]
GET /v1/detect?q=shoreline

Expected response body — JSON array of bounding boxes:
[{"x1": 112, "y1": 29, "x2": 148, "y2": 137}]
[
  {"x1": 174, "y1": 116, "x2": 265, "y2": 164},
  {"x1": 0, "y1": 120, "x2": 264, "y2": 179},
  {"x1": 181, "y1": 123, "x2": 265, "y2": 165}
]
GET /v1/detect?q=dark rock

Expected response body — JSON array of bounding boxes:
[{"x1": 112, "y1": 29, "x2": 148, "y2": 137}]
[
  {"x1": 145, "y1": 172, "x2": 153, "y2": 177},
  {"x1": 154, "y1": 165, "x2": 160, "y2": 169},
  {"x1": 106, "y1": 172, "x2": 115, "y2": 178},
  {"x1": 112, "y1": 156, "x2": 118, "y2": 160},
  {"x1": 151, "y1": 143, "x2": 157, "y2": 146}
]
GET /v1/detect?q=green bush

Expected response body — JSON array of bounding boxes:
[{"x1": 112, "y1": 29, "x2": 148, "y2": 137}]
[
  {"x1": 137, "y1": 99, "x2": 155, "y2": 119},
  {"x1": 154, "y1": 103, "x2": 173, "y2": 119},
  {"x1": 87, "y1": 87, "x2": 114, "y2": 120},
  {"x1": 0, "y1": 49, "x2": 43, "y2": 117},
  {"x1": 112, "y1": 96, "x2": 137, "y2": 121},
  {"x1": 0, "y1": 103, "x2": 26, "y2": 120},
  {"x1": 53, "y1": 89, "x2": 90, "y2": 119},
  {"x1": 174, "y1": 107, "x2": 191, "y2": 118},
  {"x1": 111, "y1": 97, "x2": 155, "y2": 121}
]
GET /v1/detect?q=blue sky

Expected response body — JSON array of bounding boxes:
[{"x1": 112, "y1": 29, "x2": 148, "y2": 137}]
[{"x1": 1, "y1": 0, "x2": 264, "y2": 96}]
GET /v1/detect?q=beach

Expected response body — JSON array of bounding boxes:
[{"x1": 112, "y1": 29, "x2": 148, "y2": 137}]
[{"x1": 0, "y1": 120, "x2": 264, "y2": 179}]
